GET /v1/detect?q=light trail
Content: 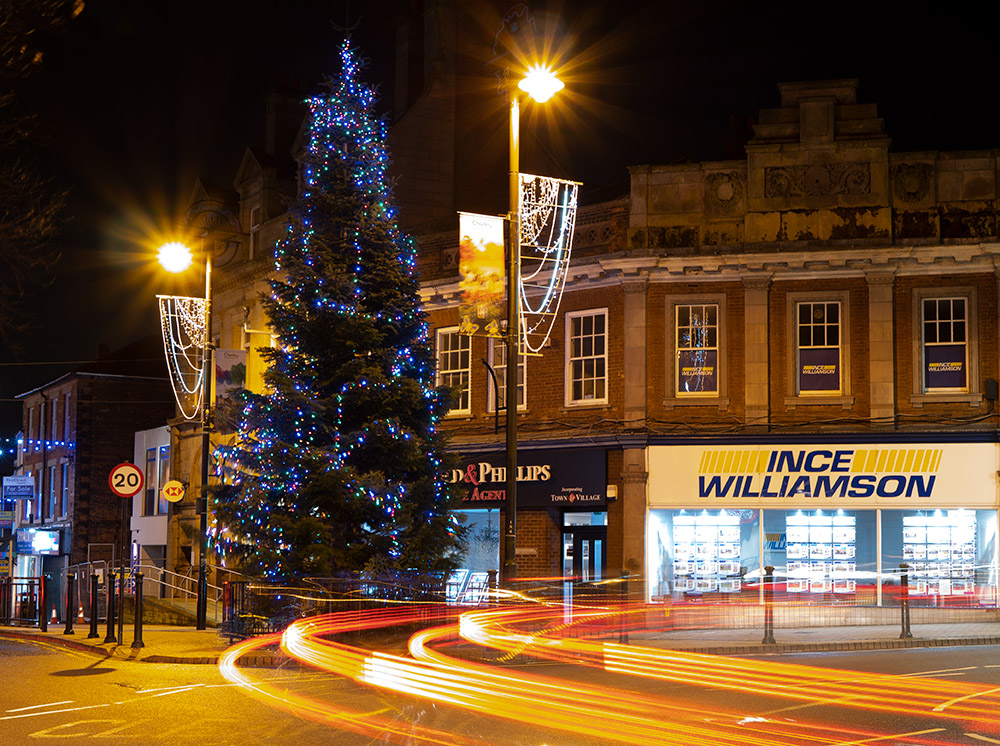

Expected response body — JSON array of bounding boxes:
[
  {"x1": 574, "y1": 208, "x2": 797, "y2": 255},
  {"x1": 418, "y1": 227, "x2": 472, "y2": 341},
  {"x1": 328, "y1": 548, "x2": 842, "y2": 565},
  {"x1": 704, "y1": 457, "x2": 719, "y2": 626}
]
[
  {"x1": 450, "y1": 602, "x2": 1000, "y2": 725},
  {"x1": 221, "y1": 608, "x2": 956, "y2": 746}
]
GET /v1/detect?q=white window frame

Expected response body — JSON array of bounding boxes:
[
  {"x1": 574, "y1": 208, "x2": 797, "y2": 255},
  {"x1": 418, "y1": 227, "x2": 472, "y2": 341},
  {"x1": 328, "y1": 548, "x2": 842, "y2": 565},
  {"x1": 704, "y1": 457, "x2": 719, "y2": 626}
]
[
  {"x1": 48, "y1": 465, "x2": 56, "y2": 521},
  {"x1": 63, "y1": 392, "x2": 71, "y2": 442},
  {"x1": 60, "y1": 462, "x2": 69, "y2": 518},
  {"x1": 487, "y1": 337, "x2": 526, "y2": 412},
  {"x1": 912, "y1": 286, "x2": 980, "y2": 406},
  {"x1": 51, "y1": 398, "x2": 59, "y2": 440},
  {"x1": 664, "y1": 294, "x2": 728, "y2": 408},
  {"x1": 785, "y1": 290, "x2": 854, "y2": 409},
  {"x1": 565, "y1": 308, "x2": 609, "y2": 406},
  {"x1": 436, "y1": 327, "x2": 472, "y2": 415}
]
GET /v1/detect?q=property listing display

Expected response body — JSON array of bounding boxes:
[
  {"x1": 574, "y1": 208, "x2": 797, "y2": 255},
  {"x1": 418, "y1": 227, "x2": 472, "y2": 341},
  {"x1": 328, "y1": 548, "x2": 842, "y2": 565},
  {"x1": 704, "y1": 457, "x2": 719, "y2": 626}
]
[
  {"x1": 785, "y1": 513, "x2": 857, "y2": 594},
  {"x1": 901, "y1": 511, "x2": 976, "y2": 596},
  {"x1": 672, "y1": 513, "x2": 743, "y2": 593}
]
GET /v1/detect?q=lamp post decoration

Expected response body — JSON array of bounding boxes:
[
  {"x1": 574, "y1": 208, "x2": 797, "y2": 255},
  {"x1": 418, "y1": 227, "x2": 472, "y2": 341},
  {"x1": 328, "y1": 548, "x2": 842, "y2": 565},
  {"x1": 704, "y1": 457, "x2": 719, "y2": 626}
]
[
  {"x1": 499, "y1": 64, "x2": 579, "y2": 585},
  {"x1": 156, "y1": 239, "x2": 213, "y2": 630}
]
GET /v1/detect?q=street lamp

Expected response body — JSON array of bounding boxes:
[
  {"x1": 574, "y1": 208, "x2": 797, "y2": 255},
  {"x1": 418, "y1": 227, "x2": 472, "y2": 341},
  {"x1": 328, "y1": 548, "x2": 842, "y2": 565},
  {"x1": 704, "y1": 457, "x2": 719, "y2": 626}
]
[
  {"x1": 157, "y1": 240, "x2": 212, "y2": 630},
  {"x1": 502, "y1": 65, "x2": 564, "y2": 586}
]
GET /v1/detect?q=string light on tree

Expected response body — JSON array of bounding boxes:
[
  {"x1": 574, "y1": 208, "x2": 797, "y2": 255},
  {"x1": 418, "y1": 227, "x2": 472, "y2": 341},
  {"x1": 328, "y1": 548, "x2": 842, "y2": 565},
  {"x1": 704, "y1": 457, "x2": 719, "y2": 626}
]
[{"x1": 213, "y1": 41, "x2": 464, "y2": 582}]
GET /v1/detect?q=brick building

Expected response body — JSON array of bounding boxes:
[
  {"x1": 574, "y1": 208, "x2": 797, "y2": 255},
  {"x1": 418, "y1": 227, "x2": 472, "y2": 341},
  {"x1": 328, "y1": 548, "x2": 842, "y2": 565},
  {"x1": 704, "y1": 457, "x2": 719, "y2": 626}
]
[
  {"x1": 422, "y1": 78, "x2": 1000, "y2": 607},
  {"x1": 159, "y1": 0, "x2": 999, "y2": 608},
  {"x1": 13, "y1": 337, "x2": 174, "y2": 620}
]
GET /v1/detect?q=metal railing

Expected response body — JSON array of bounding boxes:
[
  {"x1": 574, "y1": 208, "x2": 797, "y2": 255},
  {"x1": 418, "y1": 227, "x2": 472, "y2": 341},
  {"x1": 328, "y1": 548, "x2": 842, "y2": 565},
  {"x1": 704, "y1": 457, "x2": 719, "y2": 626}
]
[
  {"x1": 0, "y1": 577, "x2": 45, "y2": 628},
  {"x1": 63, "y1": 561, "x2": 225, "y2": 624}
]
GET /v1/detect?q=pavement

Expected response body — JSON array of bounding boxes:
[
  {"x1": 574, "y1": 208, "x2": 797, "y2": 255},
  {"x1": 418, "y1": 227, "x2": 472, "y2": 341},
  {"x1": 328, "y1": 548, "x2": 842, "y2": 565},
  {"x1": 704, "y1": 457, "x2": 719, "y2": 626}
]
[{"x1": 2, "y1": 617, "x2": 999, "y2": 666}]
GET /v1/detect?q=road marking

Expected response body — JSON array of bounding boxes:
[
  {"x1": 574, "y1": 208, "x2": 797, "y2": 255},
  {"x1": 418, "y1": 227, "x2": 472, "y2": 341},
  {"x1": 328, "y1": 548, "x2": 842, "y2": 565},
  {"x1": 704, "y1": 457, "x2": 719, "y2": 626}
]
[
  {"x1": 829, "y1": 728, "x2": 945, "y2": 745},
  {"x1": 933, "y1": 685, "x2": 1000, "y2": 712},
  {"x1": 898, "y1": 666, "x2": 975, "y2": 677},
  {"x1": 5, "y1": 701, "x2": 73, "y2": 713},
  {"x1": 0, "y1": 703, "x2": 112, "y2": 721},
  {"x1": 966, "y1": 735, "x2": 1000, "y2": 744}
]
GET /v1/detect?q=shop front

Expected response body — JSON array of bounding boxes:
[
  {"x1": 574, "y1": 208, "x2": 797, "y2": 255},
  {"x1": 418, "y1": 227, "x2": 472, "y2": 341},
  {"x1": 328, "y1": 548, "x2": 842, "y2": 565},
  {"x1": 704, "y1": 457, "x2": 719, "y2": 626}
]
[
  {"x1": 447, "y1": 447, "x2": 608, "y2": 602},
  {"x1": 647, "y1": 442, "x2": 999, "y2": 607}
]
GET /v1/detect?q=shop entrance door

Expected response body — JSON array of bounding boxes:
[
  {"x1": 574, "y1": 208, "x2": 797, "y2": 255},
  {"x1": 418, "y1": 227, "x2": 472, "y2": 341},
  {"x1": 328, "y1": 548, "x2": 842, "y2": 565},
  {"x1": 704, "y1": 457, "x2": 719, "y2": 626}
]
[{"x1": 563, "y1": 528, "x2": 606, "y2": 582}]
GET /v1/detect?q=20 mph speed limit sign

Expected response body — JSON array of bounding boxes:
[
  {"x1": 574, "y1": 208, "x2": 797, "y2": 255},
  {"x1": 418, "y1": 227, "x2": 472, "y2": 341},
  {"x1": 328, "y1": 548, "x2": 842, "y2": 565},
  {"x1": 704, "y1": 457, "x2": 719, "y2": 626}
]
[{"x1": 109, "y1": 462, "x2": 144, "y2": 498}]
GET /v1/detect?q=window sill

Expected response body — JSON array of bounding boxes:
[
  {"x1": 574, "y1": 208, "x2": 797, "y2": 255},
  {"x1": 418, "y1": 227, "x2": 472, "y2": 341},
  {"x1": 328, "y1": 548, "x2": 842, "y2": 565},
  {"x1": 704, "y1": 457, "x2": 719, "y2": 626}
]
[
  {"x1": 910, "y1": 393, "x2": 982, "y2": 408},
  {"x1": 662, "y1": 397, "x2": 730, "y2": 411},
  {"x1": 562, "y1": 401, "x2": 611, "y2": 411},
  {"x1": 784, "y1": 395, "x2": 855, "y2": 410}
]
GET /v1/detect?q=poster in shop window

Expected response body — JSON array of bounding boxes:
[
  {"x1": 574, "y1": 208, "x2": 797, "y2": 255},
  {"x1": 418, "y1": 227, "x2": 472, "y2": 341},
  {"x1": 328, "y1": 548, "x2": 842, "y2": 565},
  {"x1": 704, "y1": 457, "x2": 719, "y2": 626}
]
[
  {"x1": 924, "y1": 344, "x2": 966, "y2": 389},
  {"x1": 798, "y1": 347, "x2": 839, "y2": 392},
  {"x1": 678, "y1": 349, "x2": 717, "y2": 394}
]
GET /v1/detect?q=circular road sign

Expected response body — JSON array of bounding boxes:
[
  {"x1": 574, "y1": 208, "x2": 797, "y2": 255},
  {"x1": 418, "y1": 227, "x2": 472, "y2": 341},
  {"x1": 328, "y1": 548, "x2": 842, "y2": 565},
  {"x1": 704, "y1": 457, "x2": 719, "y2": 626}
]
[
  {"x1": 108, "y1": 462, "x2": 144, "y2": 498},
  {"x1": 161, "y1": 479, "x2": 185, "y2": 503}
]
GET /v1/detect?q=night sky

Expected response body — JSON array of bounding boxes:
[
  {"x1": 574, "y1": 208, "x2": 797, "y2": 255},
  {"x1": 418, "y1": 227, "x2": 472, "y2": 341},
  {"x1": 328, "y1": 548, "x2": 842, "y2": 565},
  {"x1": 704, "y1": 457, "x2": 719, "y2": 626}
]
[{"x1": 1, "y1": 0, "x2": 997, "y2": 442}]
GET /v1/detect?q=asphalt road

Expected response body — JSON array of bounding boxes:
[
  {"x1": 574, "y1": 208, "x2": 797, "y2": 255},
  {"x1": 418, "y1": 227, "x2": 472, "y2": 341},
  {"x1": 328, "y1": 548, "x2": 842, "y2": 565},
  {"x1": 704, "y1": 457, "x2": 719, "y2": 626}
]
[{"x1": 2, "y1": 637, "x2": 999, "y2": 745}]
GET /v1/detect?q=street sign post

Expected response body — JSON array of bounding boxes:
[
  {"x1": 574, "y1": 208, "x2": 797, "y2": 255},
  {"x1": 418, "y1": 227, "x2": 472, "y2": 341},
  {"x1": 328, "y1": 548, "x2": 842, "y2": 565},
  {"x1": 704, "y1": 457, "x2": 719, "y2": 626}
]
[
  {"x1": 108, "y1": 463, "x2": 144, "y2": 499},
  {"x1": 108, "y1": 463, "x2": 143, "y2": 644}
]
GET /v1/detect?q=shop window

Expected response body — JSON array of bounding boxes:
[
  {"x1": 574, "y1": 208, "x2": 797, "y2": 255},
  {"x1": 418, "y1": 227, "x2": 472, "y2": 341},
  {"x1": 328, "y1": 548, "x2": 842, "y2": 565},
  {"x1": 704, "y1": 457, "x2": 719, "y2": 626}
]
[
  {"x1": 647, "y1": 509, "x2": 760, "y2": 601},
  {"x1": 785, "y1": 290, "x2": 853, "y2": 408},
  {"x1": 436, "y1": 327, "x2": 471, "y2": 415},
  {"x1": 565, "y1": 309, "x2": 607, "y2": 406},
  {"x1": 487, "y1": 337, "x2": 526, "y2": 412},
  {"x1": 762, "y1": 509, "x2": 877, "y2": 603},
  {"x1": 911, "y1": 287, "x2": 980, "y2": 405},
  {"x1": 881, "y1": 509, "x2": 997, "y2": 608},
  {"x1": 447, "y1": 509, "x2": 499, "y2": 604},
  {"x1": 663, "y1": 294, "x2": 728, "y2": 408}
]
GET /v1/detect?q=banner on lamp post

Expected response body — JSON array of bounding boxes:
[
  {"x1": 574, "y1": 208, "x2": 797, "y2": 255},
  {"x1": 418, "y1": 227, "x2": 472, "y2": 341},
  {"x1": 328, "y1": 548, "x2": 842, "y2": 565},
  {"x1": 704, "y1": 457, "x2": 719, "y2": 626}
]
[
  {"x1": 458, "y1": 212, "x2": 505, "y2": 338},
  {"x1": 215, "y1": 349, "x2": 247, "y2": 404}
]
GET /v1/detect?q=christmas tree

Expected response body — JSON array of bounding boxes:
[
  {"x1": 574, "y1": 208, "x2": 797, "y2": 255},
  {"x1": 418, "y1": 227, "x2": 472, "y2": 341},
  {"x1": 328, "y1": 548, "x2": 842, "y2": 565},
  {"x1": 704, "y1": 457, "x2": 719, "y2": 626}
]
[{"x1": 214, "y1": 41, "x2": 464, "y2": 582}]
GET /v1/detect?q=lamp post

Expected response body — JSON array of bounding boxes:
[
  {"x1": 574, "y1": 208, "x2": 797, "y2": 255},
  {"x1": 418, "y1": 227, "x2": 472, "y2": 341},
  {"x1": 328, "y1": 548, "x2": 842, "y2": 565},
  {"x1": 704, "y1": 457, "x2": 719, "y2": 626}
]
[
  {"x1": 157, "y1": 241, "x2": 212, "y2": 630},
  {"x1": 502, "y1": 65, "x2": 564, "y2": 586}
]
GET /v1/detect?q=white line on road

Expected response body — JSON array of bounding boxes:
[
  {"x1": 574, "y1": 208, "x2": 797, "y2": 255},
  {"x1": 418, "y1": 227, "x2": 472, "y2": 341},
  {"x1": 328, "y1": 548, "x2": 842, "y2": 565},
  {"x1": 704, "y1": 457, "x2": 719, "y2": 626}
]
[
  {"x1": 829, "y1": 728, "x2": 945, "y2": 745},
  {"x1": 933, "y1": 685, "x2": 1000, "y2": 712},
  {"x1": 966, "y1": 734, "x2": 1000, "y2": 744},
  {"x1": 898, "y1": 666, "x2": 976, "y2": 677},
  {"x1": 5, "y1": 700, "x2": 73, "y2": 713}
]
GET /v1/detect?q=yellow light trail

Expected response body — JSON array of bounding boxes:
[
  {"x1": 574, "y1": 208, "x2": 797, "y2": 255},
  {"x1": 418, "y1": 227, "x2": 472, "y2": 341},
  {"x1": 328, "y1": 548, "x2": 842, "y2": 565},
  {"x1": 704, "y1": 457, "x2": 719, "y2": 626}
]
[{"x1": 220, "y1": 607, "x2": 959, "y2": 746}]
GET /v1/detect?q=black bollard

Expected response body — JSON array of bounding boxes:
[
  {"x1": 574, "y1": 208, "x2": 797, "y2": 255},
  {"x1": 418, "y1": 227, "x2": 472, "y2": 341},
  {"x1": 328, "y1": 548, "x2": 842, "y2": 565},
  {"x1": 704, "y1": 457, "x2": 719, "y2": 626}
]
[
  {"x1": 761, "y1": 565, "x2": 776, "y2": 644},
  {"x1": 899, "y1": 563, "x2": 913, "y2": 639},
  {"x1": 103, "y1": 572, "x2": 117, "y2": 644},
  {"x1": 131, "y1": 572, "x2": 145, "y2": 649},
  {"x1": 87, "y1": 573, "x2": 100, "y2": 639},
  {"x1": 63, "y1": 575, "x2": 75, "y2": 635}
]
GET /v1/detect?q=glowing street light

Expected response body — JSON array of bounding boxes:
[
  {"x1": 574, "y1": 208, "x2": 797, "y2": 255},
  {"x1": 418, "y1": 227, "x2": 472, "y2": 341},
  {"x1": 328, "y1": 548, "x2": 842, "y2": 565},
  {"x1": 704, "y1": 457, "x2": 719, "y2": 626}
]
[
  {"x1": 157, "y1": 240, "x2": 212, "y2": 631},
  {"x1": 503, "y1": 64, "x2": 563, "y2": 586},
  {"x1": 518, "y1": 65, "x2": 565, "y2": 103}
]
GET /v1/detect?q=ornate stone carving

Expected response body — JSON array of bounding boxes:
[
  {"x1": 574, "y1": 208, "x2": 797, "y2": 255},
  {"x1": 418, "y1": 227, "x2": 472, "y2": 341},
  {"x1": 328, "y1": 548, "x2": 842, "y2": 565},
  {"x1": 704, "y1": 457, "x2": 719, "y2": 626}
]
[
  {"x1": 705, "y1": 170, "x2": 746, "y2": 211},
  {"x1": 764, "y1": 163, "x2": 871, "y2": 197},
  {"x1": 890, "y1": 162, "x2": 933, "y2": 203}
]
